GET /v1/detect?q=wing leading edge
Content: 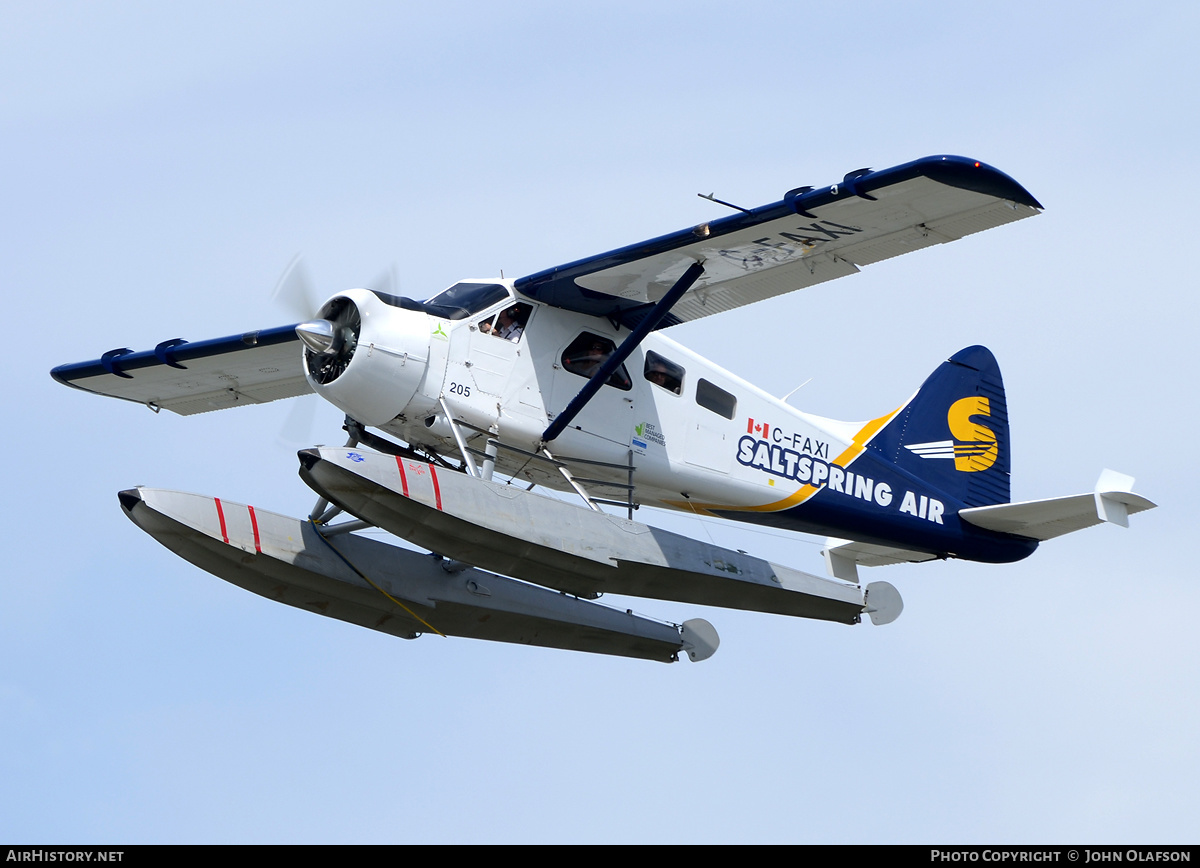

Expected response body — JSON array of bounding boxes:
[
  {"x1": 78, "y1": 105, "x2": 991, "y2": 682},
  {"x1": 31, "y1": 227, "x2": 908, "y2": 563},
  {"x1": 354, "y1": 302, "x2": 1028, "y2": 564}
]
[
  {"x1": 515, "y1": 155, "x2": 1041, "y2": 328},
  {"x1": 51, "y1": 325, "x2": 309, "y2": 415}
]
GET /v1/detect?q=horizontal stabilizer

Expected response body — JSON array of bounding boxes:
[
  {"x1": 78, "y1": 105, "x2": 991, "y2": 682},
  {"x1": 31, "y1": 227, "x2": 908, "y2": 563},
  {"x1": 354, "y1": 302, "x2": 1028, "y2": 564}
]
[
  {"x1": 120, "y1": 487, "x2": 712, "y2": 663},
  {"x1": 958, "y1": 469, "x2": 1156, "y2": 541},
  {"x1": 297, "y1": 447, "x2": 892, "y2": 625},
  {"x1": 823, "y1": 538, "x2": 939, "y2": 581}
]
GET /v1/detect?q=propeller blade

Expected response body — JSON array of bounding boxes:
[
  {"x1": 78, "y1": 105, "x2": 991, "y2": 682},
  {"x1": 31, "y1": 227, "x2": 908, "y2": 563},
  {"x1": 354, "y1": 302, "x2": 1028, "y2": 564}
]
[
  {"x1": 271, "y1": 254, "x2": 320, "y2": 320},
  {"x1": 369, "y1": 263, "x2": 399, "y2": 297},
  {"x1": 276, "y1": 393, "x2": 318, "y2": 448}
]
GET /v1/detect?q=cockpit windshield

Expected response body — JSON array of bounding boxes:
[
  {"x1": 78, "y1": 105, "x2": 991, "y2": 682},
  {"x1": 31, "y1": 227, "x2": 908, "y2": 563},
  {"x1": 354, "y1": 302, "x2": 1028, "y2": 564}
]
[{"x1": 422, "y1": 282, "x2": 510, "y2": 320}]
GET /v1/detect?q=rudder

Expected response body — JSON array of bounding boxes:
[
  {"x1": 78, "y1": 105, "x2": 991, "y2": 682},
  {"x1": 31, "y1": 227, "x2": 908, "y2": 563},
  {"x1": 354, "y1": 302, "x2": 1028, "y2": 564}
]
[{"x1": 869, "y1": 346, "x2": 1010, "y2": 507}]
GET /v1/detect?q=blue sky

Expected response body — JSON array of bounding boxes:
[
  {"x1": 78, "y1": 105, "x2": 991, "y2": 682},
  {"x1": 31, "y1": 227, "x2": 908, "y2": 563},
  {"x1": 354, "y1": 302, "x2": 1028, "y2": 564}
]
[{"x1": 4, "y1": 1, "x2": 1198, "y2": 843}]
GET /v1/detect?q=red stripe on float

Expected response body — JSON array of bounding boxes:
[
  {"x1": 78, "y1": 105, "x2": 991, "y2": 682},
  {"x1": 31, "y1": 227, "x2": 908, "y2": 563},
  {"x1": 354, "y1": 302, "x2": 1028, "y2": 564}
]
[
  {"x1": 214, "y1": 497, "x2": 229, "y2": 544},
  {"x1": 247, "y1": 505, "x2": 262, "y2": 553},
  {"x1": 395, "y1": 456, "x2": 409, "y2": 497},
  {"x1": 429, "y1": 465, "x2": 443, "y2": 511}
]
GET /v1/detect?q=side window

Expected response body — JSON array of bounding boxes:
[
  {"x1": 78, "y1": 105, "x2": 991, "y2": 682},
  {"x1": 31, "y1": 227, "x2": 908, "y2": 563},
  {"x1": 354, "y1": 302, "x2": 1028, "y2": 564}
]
[
  {"x1": 477, "y1": 302, "x2": 532, "y2": 343},
  {"x1": 561, "y1": 333, "x2": 632, "y2": 391},
  {"x1": 696, "y1": 378, "x2": 736, "y2": 419},
  {"x1": 644, "y1": 351, "x2": 684, "y2": 395}
]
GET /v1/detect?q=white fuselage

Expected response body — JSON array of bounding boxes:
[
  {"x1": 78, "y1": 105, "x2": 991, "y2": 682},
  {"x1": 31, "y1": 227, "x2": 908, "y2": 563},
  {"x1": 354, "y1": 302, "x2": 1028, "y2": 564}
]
[{"x1": 308, "y1": 280, "x2": 874, "y2": 520}]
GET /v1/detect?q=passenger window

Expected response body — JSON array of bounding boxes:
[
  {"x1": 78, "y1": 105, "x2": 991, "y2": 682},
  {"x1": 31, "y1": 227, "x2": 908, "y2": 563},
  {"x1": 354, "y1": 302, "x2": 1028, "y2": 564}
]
[
  {"x1": 561, "y1": 333, "x2": 632, "y2": 391},
  {"x1": 696, "y1": 378, "x2": 736, "y2": 419},
  {"x1": 644, "y1": 351, "x2": 684, "y2": 395}
]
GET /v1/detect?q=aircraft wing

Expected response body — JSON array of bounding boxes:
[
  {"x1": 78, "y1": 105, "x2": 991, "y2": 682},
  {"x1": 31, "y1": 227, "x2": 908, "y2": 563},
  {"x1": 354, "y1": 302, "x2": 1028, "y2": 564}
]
[
  {"x1": 51, "y1": 325, "x2": 309, "y2": 415},
  {"x1": 515, "y1": 155, "x2": 1041, "y2": 328}
]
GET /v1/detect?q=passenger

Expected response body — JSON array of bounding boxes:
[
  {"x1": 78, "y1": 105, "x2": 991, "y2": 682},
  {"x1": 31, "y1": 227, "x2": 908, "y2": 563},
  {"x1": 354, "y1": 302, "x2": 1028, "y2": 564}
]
[
  {"x1": 645, "y1": 358, "x2": 681, "y2": 394},
  {"x1": 571, "y1": 340, "x2": 610, "y2": 377}
]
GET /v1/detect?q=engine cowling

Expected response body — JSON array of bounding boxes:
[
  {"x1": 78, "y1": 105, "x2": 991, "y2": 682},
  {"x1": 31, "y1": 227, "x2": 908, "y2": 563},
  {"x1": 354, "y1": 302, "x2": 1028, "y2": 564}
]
[{"x1": 298, "y1": 288, "x2": 432, "y2": 427}]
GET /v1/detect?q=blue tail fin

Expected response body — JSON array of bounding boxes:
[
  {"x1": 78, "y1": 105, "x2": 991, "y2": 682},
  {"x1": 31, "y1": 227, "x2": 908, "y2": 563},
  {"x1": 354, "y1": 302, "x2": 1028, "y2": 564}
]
[{"x1": 869, "y1": 346, "x2": 1010, "y2": 507}]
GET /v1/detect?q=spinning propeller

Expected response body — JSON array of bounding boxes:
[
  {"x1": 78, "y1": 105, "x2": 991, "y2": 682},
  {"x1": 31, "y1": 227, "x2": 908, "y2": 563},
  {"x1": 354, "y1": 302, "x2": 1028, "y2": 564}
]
[
  {"x1": 271, "y1": 255, "x2": 399, "y2": 387},
  {"x1": 269, "y1": 256, "x2": 397, "y2": 444}
]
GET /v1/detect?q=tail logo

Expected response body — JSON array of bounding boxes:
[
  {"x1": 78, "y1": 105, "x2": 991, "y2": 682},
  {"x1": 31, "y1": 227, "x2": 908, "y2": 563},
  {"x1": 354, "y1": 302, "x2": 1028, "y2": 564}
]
[{"x1": 903, "y1": 396, "x2": 998, "y2": 472}]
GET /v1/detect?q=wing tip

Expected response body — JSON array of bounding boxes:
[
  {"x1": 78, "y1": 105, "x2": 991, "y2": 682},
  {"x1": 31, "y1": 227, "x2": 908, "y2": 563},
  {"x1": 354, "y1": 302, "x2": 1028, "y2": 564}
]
[{"x1": 916, "y1": 154, "x2": 1044, "y2": 210}]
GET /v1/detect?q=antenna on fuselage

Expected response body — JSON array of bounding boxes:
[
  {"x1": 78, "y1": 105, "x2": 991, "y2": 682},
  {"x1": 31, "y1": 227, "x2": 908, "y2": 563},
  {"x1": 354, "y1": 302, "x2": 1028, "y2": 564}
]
[{"x1": 780, "y1": 378, "x2": 812, "y2": 405}]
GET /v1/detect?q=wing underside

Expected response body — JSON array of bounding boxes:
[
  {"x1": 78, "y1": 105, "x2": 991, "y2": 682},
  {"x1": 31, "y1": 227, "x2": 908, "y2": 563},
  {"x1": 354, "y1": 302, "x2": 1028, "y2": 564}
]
[
  {"x1": 51, "y1": 325, "x2": 308, "y2": 415},
  {"x1": 515, "y1": 155, "x2": 1041, "y2": 327}
]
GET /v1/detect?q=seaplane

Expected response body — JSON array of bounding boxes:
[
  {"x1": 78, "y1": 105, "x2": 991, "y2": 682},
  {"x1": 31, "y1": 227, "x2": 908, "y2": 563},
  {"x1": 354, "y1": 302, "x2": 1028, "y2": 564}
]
[{"x1": 51, "y1": 155, "x2": 1155, "y2": 664}]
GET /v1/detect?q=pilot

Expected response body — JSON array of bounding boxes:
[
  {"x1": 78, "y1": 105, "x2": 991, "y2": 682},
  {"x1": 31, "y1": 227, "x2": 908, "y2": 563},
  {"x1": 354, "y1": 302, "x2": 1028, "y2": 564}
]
[
  {"x1": 481, "y1": 306, "x2": 523, "y2": 342},
  {"x1": 496, "y1": 306, "x2": 523, "y2": 341}
]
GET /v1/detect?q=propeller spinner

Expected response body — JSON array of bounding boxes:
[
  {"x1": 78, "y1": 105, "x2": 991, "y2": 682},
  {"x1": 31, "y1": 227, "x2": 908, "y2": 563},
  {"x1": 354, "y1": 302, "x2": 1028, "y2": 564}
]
[{"x1": 299, "y1": 297, "x2": 361, "y2": 385}]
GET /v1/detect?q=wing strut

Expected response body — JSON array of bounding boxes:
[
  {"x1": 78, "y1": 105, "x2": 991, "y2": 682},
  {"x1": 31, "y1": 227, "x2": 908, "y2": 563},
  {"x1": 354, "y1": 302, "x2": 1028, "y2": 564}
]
[{"x1": 541, "y1": 260, "x2": 705, "y2": 444}]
